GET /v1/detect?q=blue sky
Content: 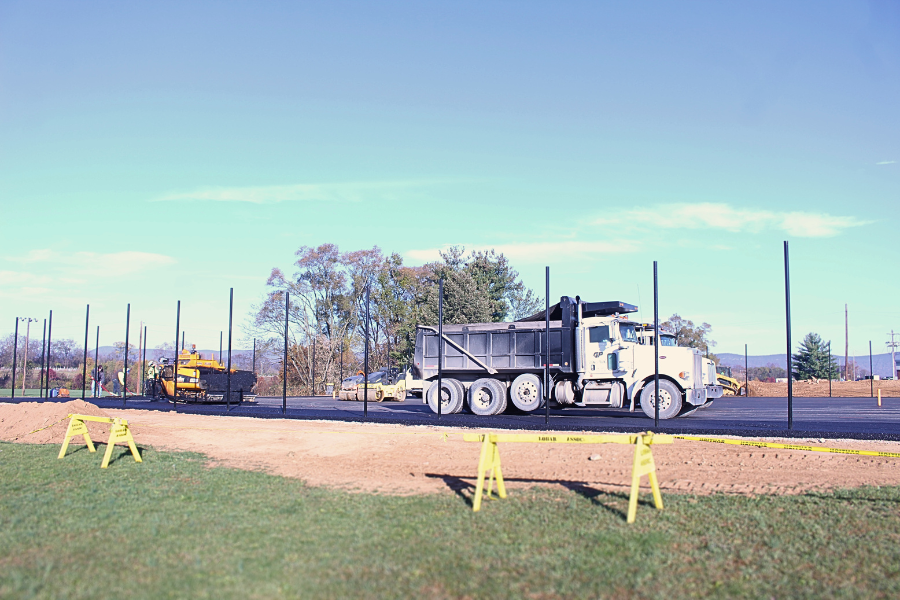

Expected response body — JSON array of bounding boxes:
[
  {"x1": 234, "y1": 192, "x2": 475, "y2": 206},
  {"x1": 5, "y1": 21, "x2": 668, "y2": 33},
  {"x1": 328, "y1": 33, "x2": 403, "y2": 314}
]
[{"x1": 1, "y1": 0, "x2": 898, "y2": 356}]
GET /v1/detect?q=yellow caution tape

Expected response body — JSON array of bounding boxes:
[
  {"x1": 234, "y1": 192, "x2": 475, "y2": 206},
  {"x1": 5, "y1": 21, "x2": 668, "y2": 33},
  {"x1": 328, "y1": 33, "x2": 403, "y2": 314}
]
[{"x1": 674, "y1": 435, "x2": 900, "y2": 458}]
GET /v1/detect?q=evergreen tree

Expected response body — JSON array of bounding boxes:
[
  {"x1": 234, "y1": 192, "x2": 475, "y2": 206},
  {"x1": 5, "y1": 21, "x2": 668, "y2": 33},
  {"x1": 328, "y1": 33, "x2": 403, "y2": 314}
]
[{"x1": 792, "y1": 332, "x2": 838, "y2": 380}]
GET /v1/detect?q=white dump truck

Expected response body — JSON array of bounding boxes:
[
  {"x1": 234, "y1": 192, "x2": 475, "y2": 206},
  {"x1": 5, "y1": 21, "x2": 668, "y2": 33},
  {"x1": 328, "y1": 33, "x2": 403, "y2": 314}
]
[{"x1": 413, "y1": 297, "x2": 723, "y2": 419}]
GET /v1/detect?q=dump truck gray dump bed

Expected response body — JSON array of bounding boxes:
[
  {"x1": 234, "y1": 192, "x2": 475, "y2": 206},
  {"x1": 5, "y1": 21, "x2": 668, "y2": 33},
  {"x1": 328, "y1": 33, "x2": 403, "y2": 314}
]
[{"x1": 414, "y1": 320, "x2": 574, "y2": 381}]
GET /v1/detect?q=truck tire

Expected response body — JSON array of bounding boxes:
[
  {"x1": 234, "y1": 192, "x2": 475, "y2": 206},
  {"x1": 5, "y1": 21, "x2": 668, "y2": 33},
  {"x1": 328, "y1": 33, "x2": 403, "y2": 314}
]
[
  {"x1": 487, "y1": 379, "x2": 508, "y2": 415},
  {"x1": 509, "y1": 373, "x2": 544, "y2": 412},
  {"x1": 639, "y1": 380, "x2": 683, "y2": 420},
  {"x1": 468, "y1": 378, "x2": 506, "y2": 416},
  {"x1": 426, "y1": 379, "x2": 464, "y2": 414}
]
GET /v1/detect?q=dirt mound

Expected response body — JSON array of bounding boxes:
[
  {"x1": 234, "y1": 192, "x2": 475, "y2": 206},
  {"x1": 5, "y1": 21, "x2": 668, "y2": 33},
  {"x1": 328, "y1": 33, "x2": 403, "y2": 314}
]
[
  {"x1": 748, "y1": 380, "x2": 900, "y2": 398},
  {"x1": 0, "y1": 400, "x2": 112, "y2": 444}
]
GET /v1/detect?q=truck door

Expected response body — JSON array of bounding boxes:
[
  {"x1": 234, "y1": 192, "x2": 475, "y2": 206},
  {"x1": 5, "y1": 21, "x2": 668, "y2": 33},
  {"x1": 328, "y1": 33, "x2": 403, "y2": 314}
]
[{"x1": 586, "y1": 324, "x2": 616, "y2": 378}]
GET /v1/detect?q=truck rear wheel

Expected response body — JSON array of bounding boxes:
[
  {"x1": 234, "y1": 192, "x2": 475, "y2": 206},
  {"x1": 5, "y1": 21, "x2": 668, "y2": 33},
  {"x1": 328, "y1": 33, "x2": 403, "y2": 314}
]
[
  {"x1": 426, "y1": 379, "x2": 464, "y2": 414},
  {"x1": 468, "y1": 378, "x2": 506, "y2": 416},
  {"x1": 510, "y1": 373, "x2": 544, "y2": 412},
  {"x1": 639, "y1": 380, "x2": 682, "y2": 420}
]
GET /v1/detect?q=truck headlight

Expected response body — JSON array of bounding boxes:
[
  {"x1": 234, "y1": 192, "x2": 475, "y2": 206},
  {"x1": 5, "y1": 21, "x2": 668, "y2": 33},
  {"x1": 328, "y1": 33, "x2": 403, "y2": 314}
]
[{"x1": 678, "y1": 371, "x2": 690, "y2": 380}]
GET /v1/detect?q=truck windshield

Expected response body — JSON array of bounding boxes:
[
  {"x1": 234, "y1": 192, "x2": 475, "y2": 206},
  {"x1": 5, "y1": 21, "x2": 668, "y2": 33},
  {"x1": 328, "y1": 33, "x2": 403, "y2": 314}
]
[
  {"x1": 618, "y1": 323, "x2": 637, "y2": 343},
  {"x1": 588, "y1": 326, "x2": 611, "y2": 344},
  {"x1": 660, "y1": 335, "x2": 677, "y2": 347}
]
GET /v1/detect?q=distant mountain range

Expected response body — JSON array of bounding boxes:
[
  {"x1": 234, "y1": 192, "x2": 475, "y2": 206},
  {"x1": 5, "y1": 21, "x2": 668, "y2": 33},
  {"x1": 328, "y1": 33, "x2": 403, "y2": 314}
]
[{"x1": 718, "y1": 352, "x2": 897, "y2": 378}]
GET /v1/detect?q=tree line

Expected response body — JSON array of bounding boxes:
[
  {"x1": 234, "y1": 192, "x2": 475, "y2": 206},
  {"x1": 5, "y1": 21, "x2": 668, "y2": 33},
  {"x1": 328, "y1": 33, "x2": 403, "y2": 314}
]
[{"x1": 248, "y1": 244, "x2": 542, "y2": 394}]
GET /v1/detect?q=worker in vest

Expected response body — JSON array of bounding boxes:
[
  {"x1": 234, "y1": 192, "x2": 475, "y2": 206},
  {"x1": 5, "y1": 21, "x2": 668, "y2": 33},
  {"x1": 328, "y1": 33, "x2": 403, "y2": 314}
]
[{"x1": 146, "y1": 362, "x2": 159, "y2": 399}]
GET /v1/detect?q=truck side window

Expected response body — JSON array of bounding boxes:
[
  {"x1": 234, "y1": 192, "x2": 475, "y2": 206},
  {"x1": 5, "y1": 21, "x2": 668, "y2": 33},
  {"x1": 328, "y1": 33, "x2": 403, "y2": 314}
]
[
  {"x1": 619, "y1": 324, "x2": 637, "y2": 343},
  {"x1": 589, "y1": 326, "x2": 611, "y2": 344}
]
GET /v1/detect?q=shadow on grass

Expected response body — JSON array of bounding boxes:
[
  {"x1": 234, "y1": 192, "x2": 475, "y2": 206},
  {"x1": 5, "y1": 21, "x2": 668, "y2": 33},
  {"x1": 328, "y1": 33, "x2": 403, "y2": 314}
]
[{"x1": 425, "y1": 473, "x2": 654, "y2": 520}]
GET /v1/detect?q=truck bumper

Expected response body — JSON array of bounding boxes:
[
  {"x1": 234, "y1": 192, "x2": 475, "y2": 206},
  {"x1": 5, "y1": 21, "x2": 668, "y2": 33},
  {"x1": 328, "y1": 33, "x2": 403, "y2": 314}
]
[
  {"x1": 686, "y1": 387, "x2": 708, "y2": 406},
  {"x1": 706, "y1": 384, "x2": 724, "y2": 399}
]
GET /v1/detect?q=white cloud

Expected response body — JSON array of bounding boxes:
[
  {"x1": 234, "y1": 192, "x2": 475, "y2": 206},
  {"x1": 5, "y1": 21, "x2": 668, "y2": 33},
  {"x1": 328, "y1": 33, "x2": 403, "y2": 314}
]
[
  {"x1": 152, "y1": 181, "x2": 430, "y2": 204},
  {"x1": 876, "y1": 160, "x2": 896, "y2": 165},
  {"x1": 14, "y1": 250, "x2": 176, "y2": 277},
  {"x1": 600, "y1": 203, "x2": 869, "y2": 238},
  {"x1": 405, "y1": 240, "x2": 638, "y2": 264}
]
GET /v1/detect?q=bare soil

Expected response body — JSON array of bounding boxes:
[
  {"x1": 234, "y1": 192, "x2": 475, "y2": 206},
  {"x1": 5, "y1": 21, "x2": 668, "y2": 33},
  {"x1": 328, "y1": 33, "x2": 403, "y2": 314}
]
[
  {"x1": 747, "y1": 379, "x2": 900, "y2": 397},
  {"x1": 3, "y1": 400, "x2": 900, "y2": 497}
]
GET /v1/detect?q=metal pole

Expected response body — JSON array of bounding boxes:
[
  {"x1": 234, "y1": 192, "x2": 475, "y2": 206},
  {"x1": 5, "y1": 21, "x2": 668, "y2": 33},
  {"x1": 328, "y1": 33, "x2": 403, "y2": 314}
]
[
  {"x1": 182, "y1": 331, "x2": 185, "y2": 351},
  {"x1": 252, "y1": 338, "x2": 256, "y2": 374},
  {"x1": 21, "y1": 319, "x2": 31, "y2": 396},
  {"x1": 39, "y1": 319, "x2": 46, "y2": 398},
  {"x1": 545, "y1": 266, "x2": 550, "y2": 426},
  {"x1": 828, "y1": 340, "x2": 832, "y2": 398},
  {"x1": 11, "y1": 318, "x2": 18, "y2": 400},
  {"x1": 174, "y1": 301, "x2": 180, "y2": 409},
  {"x1": 82, "y1": 306, "x2": 89, "y2": 400},
  {"x1": 94, "y1": 326, "x2": 99, "y2": 398},
  {"x1": 45, "y1": 311, "x2": 52, "y2": 398},
  {"x1": 784, "y1": 241, "x2": 793, "y2": 429},
  {"x1": 364, "y1": 285, "x2": 370, "y2": 418},
  {"x1": 312, "y1": 321, "x2": 317, "y2": 396},
  {"x1": 283, "y1": 292, "x2": 289, "y2": 414},
  {"x1": 124, "y1": 304, "x2": 130, "y2": 405},
  {"x1": 745, "y1": 343, "x2": 749, "y2": 397},
  {"x1": 227, "y1": 288, "x2": 233, "y2": 411},
  {"x1": 869, "y1": 340, "x2": 874, "y2": 397},
  {"x1": 437, "y1": 278, "x2": 443, "y2": 419},
  {"x1": 653, "y1": 261, "x2": 659, "y2": 428},
  {"x1": 219, "y1": 331, "x2": 223, "y2": 364},
  {"x1": 142, "y1": 325, "x2": 147, "y2": 397}
]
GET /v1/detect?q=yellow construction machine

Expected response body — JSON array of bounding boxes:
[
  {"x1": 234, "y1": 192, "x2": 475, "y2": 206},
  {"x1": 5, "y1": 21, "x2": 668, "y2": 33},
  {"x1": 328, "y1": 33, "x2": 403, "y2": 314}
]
[
  {"x1": 341, "y1": 368, "x2": 407, "y2": 402},
  {"x1": 716, "y1": 365, "x2": 741, "y2": 396},
  {"x1": 153, "y1": 346, "x2": 257, "y2": 403}
]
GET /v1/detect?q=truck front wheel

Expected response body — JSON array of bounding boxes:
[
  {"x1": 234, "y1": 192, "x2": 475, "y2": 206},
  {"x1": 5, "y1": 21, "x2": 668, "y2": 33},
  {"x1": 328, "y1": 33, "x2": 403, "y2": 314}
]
[
  {"x1": 639, "y1": 380, "x2": 683, "y2": 420},
  {"x1": 510, "y1": 374, "x2": 544, "y2": 412}
]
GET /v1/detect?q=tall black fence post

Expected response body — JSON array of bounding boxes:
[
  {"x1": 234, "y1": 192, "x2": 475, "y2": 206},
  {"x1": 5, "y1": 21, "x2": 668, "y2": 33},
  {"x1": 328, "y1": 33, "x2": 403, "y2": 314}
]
[
  {"x1": 11, "y1": 318, "x2": 19, "y2": 400},
  {"x1": 174, "y1": 301, "x2": 180, "y2": 410},
  {"x1": 545, "y1": 266, "x2": 550, "y2": 426},
  {"x1": 784, "y1": 241, "x2": 793, "y2": 429},
  {"x1": 252, "y1": 338, "x2": 256, "y2": 375},
  {"x1": 828, "y1": 340, "x2": 832, "y2": 398},
  {"x1": 745, "y1": 343, "x2": 749, "y2": 397},
  {"x1": 39, "y1": 319, "x2": 46, "y2": 399},
  {"x1": 82, "y1": 305, "x2": 89, "y2": 400},
  {"x1": 869, "y1": 340, "x2": 874, "y2": 397},
  {"x1": 142, "y1": 325, "x2": 147, "y2": 397},
  {"x1": 283, "y1": 292, "x2": 289, "y2": 415},
  {"x1": 227, "y1": 288, "x2": 233, "y2": 412},
  {"x1": 364, "y1": 285, "x2": 370, "y2": 418},
  {"x1": 94, "y1": 327, "x2": 99, "y2": 398},
  {"x1": 653, "y1": 261, "x2": 660, "y2": 428},
  {"x1": 437, "y1": 278, "x2": 444, "y2": 419},
  {"x1": 124, "y1": 304, "x2": 130, "y2": 405},
  {"x1": 45, "y1": 311, "x2": 52, "y2": 398},
  {"x1": 219, "y1": 332, "x2": 223, "y2": 363}
]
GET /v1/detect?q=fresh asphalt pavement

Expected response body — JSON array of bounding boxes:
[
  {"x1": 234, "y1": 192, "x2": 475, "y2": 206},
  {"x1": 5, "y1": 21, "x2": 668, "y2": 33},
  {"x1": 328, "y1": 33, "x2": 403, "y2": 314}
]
[{"x1": 5, "y1": 393, "x2": 900, "y2": 441}]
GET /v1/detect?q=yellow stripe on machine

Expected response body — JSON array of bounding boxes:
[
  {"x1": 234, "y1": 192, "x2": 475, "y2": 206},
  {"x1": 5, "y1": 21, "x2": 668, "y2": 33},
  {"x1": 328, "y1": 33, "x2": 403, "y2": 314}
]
[{"x1": 674, "y1": 435, "x2": 900, "y2": 458}]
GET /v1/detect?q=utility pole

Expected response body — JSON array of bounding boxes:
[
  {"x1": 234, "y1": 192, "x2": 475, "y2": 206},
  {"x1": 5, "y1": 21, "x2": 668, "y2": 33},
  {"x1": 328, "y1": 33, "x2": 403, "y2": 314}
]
[
  {"x1": 888, "y1": 330, "x2": 898, "y2": 381},
  {"x1": 844, "y1": 304, "x2": 849, "y2": 382}
]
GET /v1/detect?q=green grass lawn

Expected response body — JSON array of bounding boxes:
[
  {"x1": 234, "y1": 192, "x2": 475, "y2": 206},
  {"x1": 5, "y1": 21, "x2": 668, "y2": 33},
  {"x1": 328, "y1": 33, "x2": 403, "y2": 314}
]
[{"x1": 2, "y1": 441, "x2": 899, "y2": 599}]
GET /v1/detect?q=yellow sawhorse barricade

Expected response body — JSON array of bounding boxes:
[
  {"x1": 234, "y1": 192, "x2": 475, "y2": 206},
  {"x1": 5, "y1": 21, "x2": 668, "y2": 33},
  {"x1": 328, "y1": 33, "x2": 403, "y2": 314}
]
[
  {"x1": 463, "y1": 432, "x2": 672, "y2": 523},
  {"x1": 58, "y1": 414, "x2": 143, "y2": 469}
]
